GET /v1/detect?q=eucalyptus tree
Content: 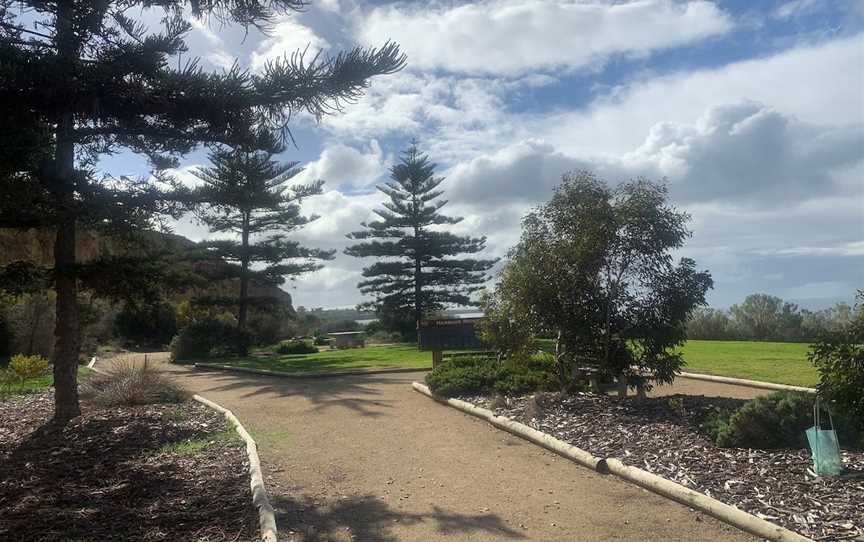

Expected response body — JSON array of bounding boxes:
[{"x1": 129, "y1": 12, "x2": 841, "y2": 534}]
[
  {"x1": 0, "y1": 0, "x2": 404, "y2": 421},
  {"x1": 496, "y1": 171, "x2": 713, "y2": 394},
  {"x1": 190, "y1": 148, "x2": 333, "y2": 337},
  {"x1": 345, "y1": 144, "x2": 497, "y2": 329}
]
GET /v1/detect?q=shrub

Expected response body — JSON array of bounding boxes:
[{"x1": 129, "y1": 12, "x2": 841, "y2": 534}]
[
  {"x1": 81, "y1": 360, "x2": 188, "y2": 406},
  {"x1": 10, "y1": 354, "x2": 50, "y2": 379},
  {"x1": 170, "y1": 320, "x2": 251, "y2": 363},
  {"x1": 703, "y1": 391, "x2": 862, "y2": 450},
  {"x1": 114, "y1": 300, "x2": 178, "y2": 346},
  {"x1": 426, "y1": 355, "x2": 556, "y2": 397},
  {"x1": 365, "y1": 330, "x2": 402, "y2": 345},
  {"x1": 275, "y1": 340, "x2": 318, "y2": 355},
  {"x1": 808, "y1": 292, "x2": 864, "y2": 432}
]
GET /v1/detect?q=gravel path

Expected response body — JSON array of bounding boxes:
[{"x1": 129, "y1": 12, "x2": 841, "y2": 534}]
[{"x1": 156, "y1": 363, "x2": 755, "y2": 542}]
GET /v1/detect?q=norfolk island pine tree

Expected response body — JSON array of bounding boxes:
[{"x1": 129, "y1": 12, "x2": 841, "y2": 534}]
[
  {"x1": 189, "y1": 147, "x2": 334, "y2": 344},
  {"x1": 345, "y1": 143, "x2": 497, "y2": 331},
  {"x1": 0, "y1": 0, "x2": 405, "y2": 421}
]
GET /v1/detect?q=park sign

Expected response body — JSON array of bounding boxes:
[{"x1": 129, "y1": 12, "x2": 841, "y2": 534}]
[{"x1": 417, "y1": 317, "x2": 485, "y2": 351}]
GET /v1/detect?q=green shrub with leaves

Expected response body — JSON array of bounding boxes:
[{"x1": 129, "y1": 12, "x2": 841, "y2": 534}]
[
  {"x1": 426, "y1": 355, "x2": 556, "y2": 397},
  {"x1": 808, "y1": 291, "x2": 863, "y2": 431},
  {"x1": 114, "y1": 300, "x2": 177, "y2": 347},
  {"x1": 275, "y1": 340, "x2": 318, "y2": 355},
  {"x1": 702, "y1": 391, "x2": 862, "y2": 450},
  {"x1": 81, "y1": 360, "x2": 188, "y2": 406},
  {"x1": 170, "y1": 320, "x2": 251, "y2": 363},
  {"x1": 10, "y1": 354, "x2": 50, "y2": 379}
]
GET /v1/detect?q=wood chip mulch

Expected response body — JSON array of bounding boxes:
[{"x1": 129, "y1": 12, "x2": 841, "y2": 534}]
[
  {"x1": 0, "y1": 392, "x2": 258, "y2": 541},
  {"x1": 462, "y1": 392, "x2": 863, "y2": 542}
]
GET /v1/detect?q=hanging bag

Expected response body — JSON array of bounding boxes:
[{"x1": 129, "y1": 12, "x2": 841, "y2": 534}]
[{"x1": 805, "y1": 397, "x2": 843, "y2": 476}]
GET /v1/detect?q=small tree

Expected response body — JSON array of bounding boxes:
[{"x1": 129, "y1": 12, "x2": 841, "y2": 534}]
[
  {"x1": 495, "y1": 171, "x2": 712, "y2": 394},
  {"x1": 190, "y1": 148, "x2": 333, "y2": 341},
  {"x1": 809, "y1": 291, "x2": 864, "y2": 428},
  {"x1": 478, "y1": 287, "x2": 535, "y2": 363},
  {"x1": 345, "y1": 144, "x2": 497, "y2": 329},
  {"x1": 0, "y1": 0, "x2": 404, "y2": 421},
  {"x1": 729, "y1": 293, "x2": 802, "y2": 341}
]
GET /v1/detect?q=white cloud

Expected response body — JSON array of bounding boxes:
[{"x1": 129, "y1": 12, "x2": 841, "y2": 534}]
[
  {"x1": 774, "y1": 0, "x2": 820, "y2": 19},
  {"x1": 624, "y1": 102, "x2": 864, "y2": 202},
  {"x1": 541, "y1": 35, "x2": 864, "y2": 155},
  {"x1": 249, "y1": 17, "x2": 329, "y2": 72},
  {"x1": 358, "y1": 0, "x2": 732, "y2": 76},
  {"x1": 294, "y1": 141, "x2": 387, "y2": 190}
]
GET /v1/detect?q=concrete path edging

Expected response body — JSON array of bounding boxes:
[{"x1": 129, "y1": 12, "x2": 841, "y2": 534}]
[
  {"x1": 195, "y1": 362, "x2": 431, "y2": 379},
  {"x1": 411, "y1": 382, "x2": 813, "y2": 542},
  {"x1": 193, "y1": 394, "x2": 278, "y2": 542},
  {"x1": 678, "y1": 372, "x2": 816, "y2": 394}
]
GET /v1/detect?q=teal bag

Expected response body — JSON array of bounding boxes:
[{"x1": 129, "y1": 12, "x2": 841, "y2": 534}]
[{"x1": 805, "y1": 399, "x2": 843, "y2": 476}]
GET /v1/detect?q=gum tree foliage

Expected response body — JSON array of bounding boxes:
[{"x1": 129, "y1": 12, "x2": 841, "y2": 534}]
[
  {"x1": 808, "y1": 291, "x2": 864, "y2": 428},
  {"x1": 0, "y1": 0, "x2": 404, "y2": 421},
  {"x1": 495, "y1": 171, "x2": 713, "y2": 393},
  {"x1": 478, "y1": 285, "x2": 535, "y2": 364},
  {"x1": 729, "y1": 293, "x2": 803, "y2": 341},
  {"x1": 189, "y1": 148, "x2": 333, "y2": 337},
  {"x1": 345, "y1": 144, "x2": 497, "y2": 328}
]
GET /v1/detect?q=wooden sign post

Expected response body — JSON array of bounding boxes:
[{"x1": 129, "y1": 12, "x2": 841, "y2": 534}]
[{"x1": 417, "y1": 317, "x2": 485, "y2": 368}]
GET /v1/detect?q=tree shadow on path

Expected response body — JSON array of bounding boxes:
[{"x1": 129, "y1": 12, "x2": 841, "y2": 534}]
[
  {"x1": 171, "y1": 367, "x2": 420, "y2": 417},
  {"x1": 272, "y1": 493, "x2": 526, "y2": 542}
]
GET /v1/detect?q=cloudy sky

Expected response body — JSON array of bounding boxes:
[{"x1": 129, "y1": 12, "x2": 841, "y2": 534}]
[{"x1": 101, "y1": 0, "x2": 864, "y2": 310}]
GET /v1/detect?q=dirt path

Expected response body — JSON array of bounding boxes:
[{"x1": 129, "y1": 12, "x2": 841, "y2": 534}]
[{"x1": 155, "y1": 364, "x2": 754, "y2": 542}]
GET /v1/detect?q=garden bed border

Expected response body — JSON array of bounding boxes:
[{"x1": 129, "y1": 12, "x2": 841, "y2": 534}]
[
  {"x1": 678, "y1": 371, "x2": 816, "y2": 394},
  {"x1": 195, "y1": 362, "x2": 431, "y2": 379},
  {"x1": 193, "y1": 394, "x2": 278, "y2": 542},
  {"x1": 412, "y1": 382, "x2": 813, "y2": 542}
]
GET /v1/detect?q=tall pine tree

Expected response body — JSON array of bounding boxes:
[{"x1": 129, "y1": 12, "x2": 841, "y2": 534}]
[
  {"x1": 190, "y1": 147, "x2": 333, "y2": 339},
  {"x1": 0, "y1": 0, "x2": 404, "y2": 421},
  {"x1": 345, "y1": 144, "x2": 496, "y2": 328}
]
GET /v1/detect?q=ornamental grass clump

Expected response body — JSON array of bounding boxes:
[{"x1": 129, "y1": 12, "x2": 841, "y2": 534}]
[
  {"x1": 81, "y1": 360, "x2": 188, "y2": 406},
  {"x1": 9, "y1": 354, "x2": 50, "y2": 380}
]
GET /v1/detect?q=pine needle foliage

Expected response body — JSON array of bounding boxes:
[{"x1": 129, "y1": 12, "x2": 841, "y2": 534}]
[
  {"x1": 0, "y1": 0, "x2": 404, "y2": 421},
  {"x1": 345, "y1": 144, "x2": 497, "y2": 327},
  {"x1": 189, "y1": 147, "x2": 334, "y2": 333}
]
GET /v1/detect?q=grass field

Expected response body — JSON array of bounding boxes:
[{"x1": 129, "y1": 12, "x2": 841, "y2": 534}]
[
  {"x1": 220, "y1": 344, "x2": 432, "y2": 374},
  {"x1": 0, "y1": 366, "x2": 92, "y2": 400},
  {"x1": 215, "y1": 340, "x2": 817, "y2": 387},
  {"x1": 678, "y1": 340, "x2": 816, "y2": 387}
]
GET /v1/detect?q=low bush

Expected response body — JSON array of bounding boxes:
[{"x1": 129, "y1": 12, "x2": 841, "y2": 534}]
[
  {"x1": 114, "y1": 300, "x2": 177, "y2": 347},
  {"x1": 275, "y1": 340, "x2": 318, "y2": 355},
  {"x1": 365, "y1": 330, "x2": 402, "y2": 344},
  {"x1": 81, "y1": 360, "x2": 188, "y2": 406},
  {"x1": 170, "y1": 320, "x2": 251, "y2": 363},
  {"x1": 426, "y1": 355, "x2": 556, "y2": 397},
  {"x1": 9, "y1": 354, "x2": 50, "y2": 379},
  {"x1": 809, "y1": 294, "x2": 863, "y2": 432},
  {"x1": 702, "y1": 390, "x2": 862, "y2": 450}
]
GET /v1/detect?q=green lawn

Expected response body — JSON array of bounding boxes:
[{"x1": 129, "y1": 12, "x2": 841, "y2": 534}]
[
  {"x1": 0, "y1": 366, "x2": 92, "y2": 400},
  {"x1": 678, "y1": 340, "x2": 816, "y2": 387},
  {"x1": 215, "y1": 344, "x2": 433, "y2": 374},
  {"x1": 213, "y1": 340, "x2": 818, "y2": 387}
]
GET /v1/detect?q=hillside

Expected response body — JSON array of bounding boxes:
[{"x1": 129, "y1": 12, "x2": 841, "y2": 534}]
[{"x1": 0, "y1": 228, "x2": 294, "y2": 311}]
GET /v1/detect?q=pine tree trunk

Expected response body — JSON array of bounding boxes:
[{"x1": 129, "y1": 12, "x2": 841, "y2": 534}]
[
  {"x1": 51, "y1": 1, "x2": 81, "y2": 423},
  {"x1": 238, "y1": 216, "x2": 250, "y2": 331},
  {"x1": 53, "y1": 207, "x2": 81, "y2": 422},
  {"x1": 413, "y1": 224, "x2": 422, "y2": 326},
  {"x1": 414, "y1": 256, "x2": 422, "y2": 326}
]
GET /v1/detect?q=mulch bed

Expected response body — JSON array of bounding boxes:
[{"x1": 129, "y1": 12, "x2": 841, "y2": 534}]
[
  {"x1": 0, "y1": 392, "x2": 257, "y2": 541},
  {"x1": 461, "y1": 392, "x2": 864, "y2": 541}
]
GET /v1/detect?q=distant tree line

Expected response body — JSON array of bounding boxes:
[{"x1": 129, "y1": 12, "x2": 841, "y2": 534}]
[{"x1": 687, "y1": 293, "x2": 854, "y2": 342}]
